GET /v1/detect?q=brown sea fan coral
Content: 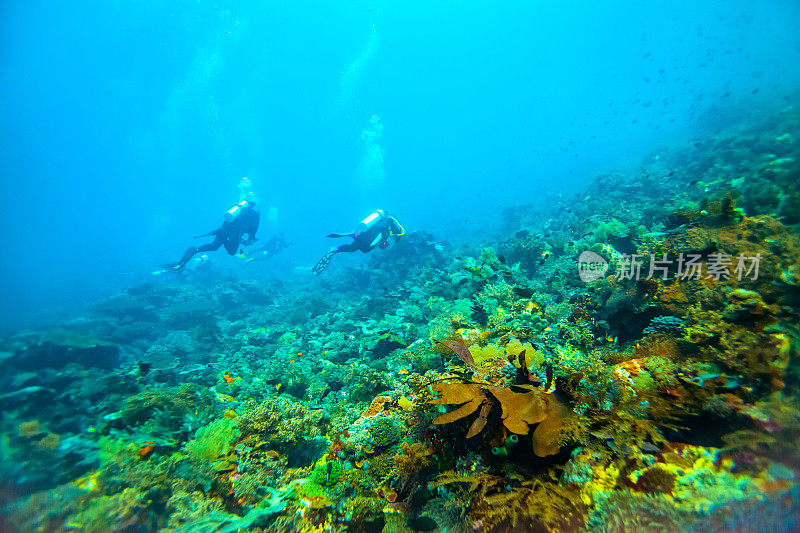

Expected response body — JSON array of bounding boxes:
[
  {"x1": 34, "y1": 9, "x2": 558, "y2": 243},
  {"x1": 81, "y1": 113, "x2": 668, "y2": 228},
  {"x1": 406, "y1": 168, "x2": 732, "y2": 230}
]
[{"x1": 428, "y1": 382, "x2": 566, "y2": 457}]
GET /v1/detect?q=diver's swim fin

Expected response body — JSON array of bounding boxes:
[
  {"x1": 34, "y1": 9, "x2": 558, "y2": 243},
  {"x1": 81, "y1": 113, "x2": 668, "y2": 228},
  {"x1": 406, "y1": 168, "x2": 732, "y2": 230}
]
[
  {"x1": 312, "y1": 250, "x2": 336, "y2": 275},
  {"x1": 326, "y1": 233, "x2": 356, "y2": 239}
]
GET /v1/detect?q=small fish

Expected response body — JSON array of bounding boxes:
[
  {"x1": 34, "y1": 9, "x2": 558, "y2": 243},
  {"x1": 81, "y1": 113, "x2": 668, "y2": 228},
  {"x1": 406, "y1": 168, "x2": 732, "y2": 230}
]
[
  {"x1": 178, "y1": 364, "x2": 209, "y2": 374},
  {"x1": 497, "y1": 254, "x2": 506, "y2": 264},
  {"x1": 325, "y1": 462, "x2": 333, "y2": 484}
]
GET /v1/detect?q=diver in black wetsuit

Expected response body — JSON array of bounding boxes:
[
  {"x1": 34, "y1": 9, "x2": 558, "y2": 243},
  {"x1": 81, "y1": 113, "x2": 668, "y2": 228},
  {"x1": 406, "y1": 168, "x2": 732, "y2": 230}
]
[
  {"x1": 245, "y1": 233, "x2": 290, "y2": 264},
  {"x1": 164, "y1": 200, "x2": 260, "y2": 271},
  {"x1": 312, "y1": 210, "x2": 404, "y2": 274}
]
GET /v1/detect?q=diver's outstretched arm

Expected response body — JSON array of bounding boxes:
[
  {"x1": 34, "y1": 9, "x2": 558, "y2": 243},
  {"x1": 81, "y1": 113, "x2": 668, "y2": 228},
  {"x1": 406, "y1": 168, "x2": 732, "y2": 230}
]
[{"x1": 194, "y1": 229, "x2": 218, "y2": 239}]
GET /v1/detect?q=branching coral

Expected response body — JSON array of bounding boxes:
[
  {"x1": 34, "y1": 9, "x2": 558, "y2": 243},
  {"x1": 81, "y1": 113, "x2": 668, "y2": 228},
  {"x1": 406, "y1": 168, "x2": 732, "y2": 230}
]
[
  {"x1": 433, "y1": 470, "x2": 583, "y2": 531},
  {"x1": 237, "y1": 396, "x2": 323, "y2": 452}
]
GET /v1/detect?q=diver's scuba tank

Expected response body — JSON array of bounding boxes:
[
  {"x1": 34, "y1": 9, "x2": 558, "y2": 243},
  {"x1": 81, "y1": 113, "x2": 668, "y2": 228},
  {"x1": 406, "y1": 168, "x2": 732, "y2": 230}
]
[
  {"x1": 225, "y1": 200, "x2": 250, "y2": 222},
  {"x1": 355, "y1": 210, "x2": 385, "y2": 234}
]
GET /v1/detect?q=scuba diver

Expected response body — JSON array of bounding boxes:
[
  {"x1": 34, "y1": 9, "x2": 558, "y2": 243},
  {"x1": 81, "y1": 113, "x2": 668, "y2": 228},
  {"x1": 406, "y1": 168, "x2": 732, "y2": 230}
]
[
  {"x1": 163, "y1": 198, "x2": 260, "y2": 272},
  {"x1": 312, "y1": 209, "x2": 404, "y2": 275},
  {"x1": 245, "y1": 233, "x2": 290, "y2": 264}
]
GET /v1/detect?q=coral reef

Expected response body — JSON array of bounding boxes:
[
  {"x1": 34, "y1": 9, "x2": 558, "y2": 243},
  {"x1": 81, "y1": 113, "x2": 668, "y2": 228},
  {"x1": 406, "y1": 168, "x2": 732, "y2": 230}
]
[{"x1": 1, "y1": 102, "x2": 799, "y2": 532}]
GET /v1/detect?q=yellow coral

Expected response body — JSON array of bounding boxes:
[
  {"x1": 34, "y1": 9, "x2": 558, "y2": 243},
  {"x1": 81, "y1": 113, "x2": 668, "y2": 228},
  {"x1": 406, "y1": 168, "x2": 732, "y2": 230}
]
[
  {"x1": 581, "y1": 463, "x2": 620, "y2": 505},
  {"x1": 506, "y1": 338, "x2": 544, "y2": 367},
  {"x1": 397, "y1": 396, "x2": 415, "y2": 411},
  {"x1": 469, "y1": 343, "x2": 504, "y2": 365},
  {"x1": 71, "y1": 470, "x2": 101, "y2": 491},
  {"x1": 38, "y1": 432, "x2": 60, "y2": 450},
  {"x1": 18, "y1": 420, "x2": 40, "y2": 437}
]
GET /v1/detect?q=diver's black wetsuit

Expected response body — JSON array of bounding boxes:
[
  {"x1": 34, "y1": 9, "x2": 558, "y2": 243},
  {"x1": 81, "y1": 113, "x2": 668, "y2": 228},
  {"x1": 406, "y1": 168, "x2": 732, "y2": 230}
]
[
  {"x1": 312, "y1": 212, "x2": 403, "y2": 274},
  {"x1": 167, "y1": 205, "x2": 260, "y2": 270},
  {"x1": 245, "y1": 233, "x2": 290, "y2": 263},
  {"x1": 333, "y1": 217, "x2": 402, "y2": 253}
]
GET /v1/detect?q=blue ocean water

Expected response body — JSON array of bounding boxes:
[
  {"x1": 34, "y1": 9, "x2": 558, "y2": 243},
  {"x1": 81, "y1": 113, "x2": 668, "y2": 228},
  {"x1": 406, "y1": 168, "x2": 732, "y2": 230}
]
[
  {"x1": 1, "y1": 0, "x2": 798, "y2": 329},
  {"x1": 1, "y1": 2, "x2": 800, "y2": 532}
]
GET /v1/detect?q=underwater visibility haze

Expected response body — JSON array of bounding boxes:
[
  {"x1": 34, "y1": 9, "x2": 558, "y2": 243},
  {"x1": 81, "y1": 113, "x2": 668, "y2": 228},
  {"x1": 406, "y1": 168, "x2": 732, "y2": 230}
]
[{"x1": 1, "y1": 0, "x2": 800, "y2": 531}]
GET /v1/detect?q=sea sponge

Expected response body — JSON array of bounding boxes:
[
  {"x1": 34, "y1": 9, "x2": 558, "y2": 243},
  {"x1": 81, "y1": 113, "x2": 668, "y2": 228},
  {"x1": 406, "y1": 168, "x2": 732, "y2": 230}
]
[{"x1": 634, "y1": 467, "x2": 676, "y2": 494}]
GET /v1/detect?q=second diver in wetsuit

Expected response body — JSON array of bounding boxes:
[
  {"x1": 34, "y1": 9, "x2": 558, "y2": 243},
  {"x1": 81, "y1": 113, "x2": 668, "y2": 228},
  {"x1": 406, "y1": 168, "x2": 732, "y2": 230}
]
[
  {"x1": 164, "y1": 200, "x2": 260, "y2": 272},
  {"x1": 244, "y1": 233, "x2": 290, "y2": 264},
  {"x1": 312, "y1": 209, "x2": 404, "y2": 274}
]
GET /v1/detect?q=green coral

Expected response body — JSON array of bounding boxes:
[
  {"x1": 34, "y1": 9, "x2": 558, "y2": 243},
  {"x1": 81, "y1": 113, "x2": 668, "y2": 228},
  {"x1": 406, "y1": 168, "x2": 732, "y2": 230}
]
[
  {"x1": 185, "y1": 418, "x2": 239, "y2": 462},
  {"x1": 310, "y1": 460, "x2": 342, "y2": 487},
  {"x1": 593, "y1": 218, "x2": 630, "y2": 242},
  {"x1": 369, "y1": 417, "x2": 403, "y2": 447},
  {"x1": 293, "y1": 479, "x2": 327, "y2": 499},
  {"x1": 368, "y1": 453, "x2": 396, "y2": 480}
]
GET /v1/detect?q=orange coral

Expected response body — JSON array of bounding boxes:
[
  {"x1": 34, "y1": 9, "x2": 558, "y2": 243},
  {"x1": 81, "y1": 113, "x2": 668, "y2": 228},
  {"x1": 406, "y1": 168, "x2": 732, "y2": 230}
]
[
  {"x1": 429, "y1": 384, "x2": 487, "y2": 430},
  {"x1": 532, "y1": 397, "x2": 566, "y2": 457},
  {"x1": 138, "y1": 442, "x2": 155, "y2": 459},
  {"x1": 362, "y1": 395, "x2": 392, "y2": 418}
]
